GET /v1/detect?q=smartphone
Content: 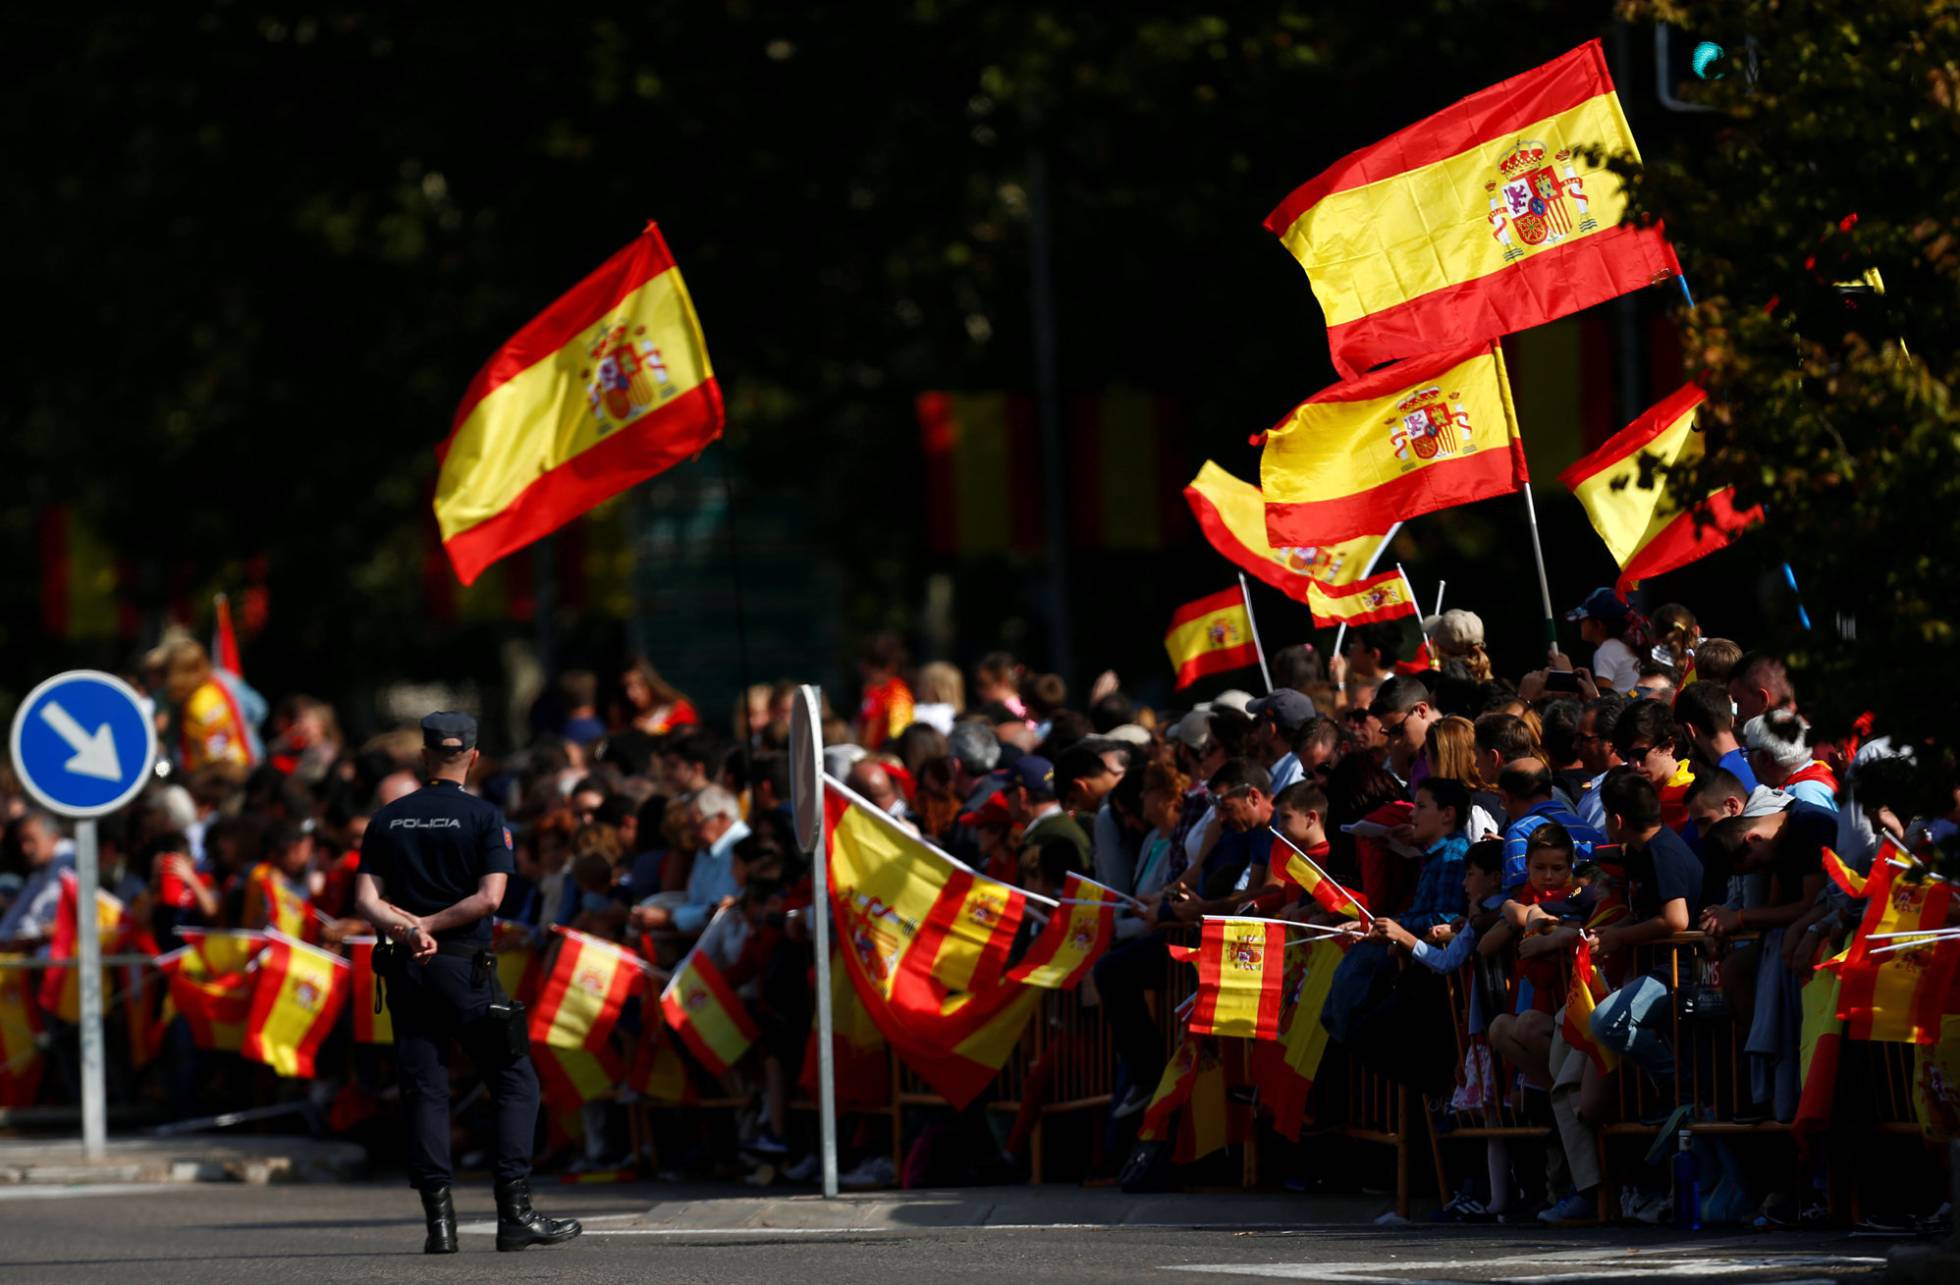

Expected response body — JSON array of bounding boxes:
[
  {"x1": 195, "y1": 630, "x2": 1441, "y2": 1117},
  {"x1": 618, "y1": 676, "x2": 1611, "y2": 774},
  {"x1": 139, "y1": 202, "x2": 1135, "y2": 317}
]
[{"x1": 1543, "y1": 670, "x2": 1582, "y2": 693}]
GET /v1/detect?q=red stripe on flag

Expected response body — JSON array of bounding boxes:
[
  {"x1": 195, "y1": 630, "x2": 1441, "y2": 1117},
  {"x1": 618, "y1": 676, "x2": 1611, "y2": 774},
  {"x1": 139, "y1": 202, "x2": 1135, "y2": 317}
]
[
  {"x1": 1265, "y1": 442, "x2": 1525, "y2": 547},
  {"x1": 918, "y1": 393, "x2": 958, "y2": 557},
  {"x1": 1184, "y1": 485, "x2": 1309, "y2": 604},
  {"x1": 1264, "y1": 41, "x2": 1612, "y2": 233},
  {"x1": 441, "y1": 228, "x2": 680, "y2": 451},
  {"x1": 1169, "y1": 586, "x2": 1245, "y2": 628},
  {"x1": 1615, "y1": 487, "x2": 1762, "y2": 595},
  {"x1": 1560, "y1": 383, "x2": 1707, "y2": 487},
  {"x1": 1320, "y1": 226, "x2": 1679, "y2": 379},
  {"x1": 441, "y1": 381, "x2": 723, "y2": 586},
  {"x1": 1189, "y1": 921, "x2": 1223, "y2": 1034},
  {"x1": 1175, "y1": 644, "x2": 1260, "y2": 691}
]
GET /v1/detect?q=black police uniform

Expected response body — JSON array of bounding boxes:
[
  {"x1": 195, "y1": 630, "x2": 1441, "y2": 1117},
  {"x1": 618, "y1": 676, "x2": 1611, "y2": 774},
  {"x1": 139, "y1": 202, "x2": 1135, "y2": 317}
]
[
  {"x1": 360, "y1": 711, "x2": 578, "y2": 1254},
  {"x1": 363, "y1": 776, "x2": 530, "y2": 1184}
]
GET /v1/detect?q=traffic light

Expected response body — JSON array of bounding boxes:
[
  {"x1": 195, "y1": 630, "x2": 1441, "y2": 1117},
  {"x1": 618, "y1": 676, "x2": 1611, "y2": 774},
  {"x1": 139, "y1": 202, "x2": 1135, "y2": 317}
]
[{"x1": 1653, "y1": 24, "x2": 1756, "y2": 112}]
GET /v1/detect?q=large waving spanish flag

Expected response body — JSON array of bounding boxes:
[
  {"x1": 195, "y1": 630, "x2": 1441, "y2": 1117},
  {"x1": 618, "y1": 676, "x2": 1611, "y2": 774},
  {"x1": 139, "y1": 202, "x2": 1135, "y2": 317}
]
[
  {"x1": 1264, "y1": 40, "x2": 1679, "y2": 379},
  {"x1": 1164, "y1": 587, "x2": 1260, "y2": 690},
  {"x1": 1560, "y1": 385, "x2": 1762, "y2": 595},
  {"x1": 35, "y1": 872, "x2": 122, "y2": 1024},
  {"x1": 1263, "y1": 341, "x2": 1526, "y2": 547},
  {"x1": 1170, "y1": 918, "x2": 1287, "y2": 1041},
  {"x1": 435, "y1": 224, "x2": 724, "y2": 586},
  {"x1": 160, "y1": 930, "x2": 265, "y2": 1052},
  {"x1": 1183, "y1": 461, "x2": 1392, "y2": 602},
  {"x1": 825, "y1": 783, "x2": 1041, "y2": 1108}
]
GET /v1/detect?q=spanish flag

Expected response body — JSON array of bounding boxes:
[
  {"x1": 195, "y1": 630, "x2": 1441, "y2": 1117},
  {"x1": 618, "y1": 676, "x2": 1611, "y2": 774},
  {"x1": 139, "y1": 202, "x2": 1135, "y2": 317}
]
[
  {"x1": 1004, "y1": 873, "x2": 1118, "y2": 990},
  {"x1": 1253, "y1": 937, "x2": 1345, "y2": 1140},
  {"x1": 1561, "y1": 935, "x2": 1619, "y2": 1076},
  {"x1": 1560, "y1": 385, "x2": 1762, "y2": 595},
  {"x1": 494, "y1": 919, "x2": 541, "y2": 1006},
  {"x1": 659, "y1": 911, "x2": 760, "y2": 1076},
  {"x1": 161, "y1": 930, "x2": 265, "y2": 1052},
  {"x1": 800, "y1": 952, "x2": 890, "y2": 1111},
  {"x1": 1139, "y1": 1031, "x2": 1204, "y2": 1143},
  {"x1": 1269, "y1": 834, "x2": 1370, "y2": 921},
  {"x1": 1305, "y1": 568, "x2": 1419, "y2": 630},
  {"x1": 1262, "y1": 341, "x2": 1526, "y2": 548},
  {"x1": 347, "y1": 937, "x2": 392, "y2": 1045},
  {"x1": 1164, "y1": 587, "x2": 1260, "y2": 690},
  {"x1": 1795, "y1": 961, "x2": 1845, "y2": 1140},
  {"x1": 912, "y1": 868, "x2": 1029, "y2": 997},
  {"x1": 435, "y1": 224, "x2": 724, "y2": 586},
  {"x1": 531, "y1": 926, "x2": 650, "y2": 1053},
  {"x1": 34, "y1": 873, "x2": 122, "y2": 1024},
  {"x1": 826, "y1": 783, "x2": 1041, "y2": 1108},
  {"x1": 627, "y1": 1023, "x2": 697, "y2": 1105},
  {"x1": 1183, "y1": 461, "x2": 1392, "y2": 601},
  {"x1": 1822, "y1": 840, "x2": 1960, "y2": 1044},
  {"x1": 0, "y1": 955, "x2": 44, "y2": 1108},
  {"x1": 534, "y1": 1043, "x2": 625, "y2": 1111},
  {"x1": 242, "y1": 931, "x2": 350, "y2": 1078},
  {"x1": 1170, "y1": 918, "x2": 1287, "y2": 1041},
  {"x1": 242, "y1": 862, "x2": 315, "y2": 944},
  {"x1": 1264, "y1": 40, "x2": 1679, "y2": 379}
]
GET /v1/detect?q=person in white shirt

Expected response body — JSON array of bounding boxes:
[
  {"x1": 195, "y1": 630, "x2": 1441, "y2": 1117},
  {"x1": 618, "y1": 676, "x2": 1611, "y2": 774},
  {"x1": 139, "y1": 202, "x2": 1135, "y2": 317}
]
[
  {"x1": 631, "y1": 785, "x2": 749, "y2": 936},
  {"x1": 1563, "y1": 588, "x2": 1642, "y2": 694},
  {"x1": 0, "y1": 813, "x2": 73, "y2": 945}
]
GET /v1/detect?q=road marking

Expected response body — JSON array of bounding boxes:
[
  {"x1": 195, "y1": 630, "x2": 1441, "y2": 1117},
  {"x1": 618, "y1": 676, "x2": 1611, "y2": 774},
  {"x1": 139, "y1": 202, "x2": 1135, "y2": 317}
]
[
  {"x1": 458, "y1": 1218, "x2": 1359, "y2": 1238},
  {"x1": 0, "y1": 1184, "x2": 200, "y2": 1201},
  {"x1": 1165, "y1": 1242, "x2": 1886, "y2": 1283}
]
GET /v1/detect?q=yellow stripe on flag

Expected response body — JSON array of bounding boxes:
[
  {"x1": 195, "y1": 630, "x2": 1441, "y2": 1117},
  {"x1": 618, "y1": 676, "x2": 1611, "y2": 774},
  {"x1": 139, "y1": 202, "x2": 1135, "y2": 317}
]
[
  {"x1": 1566, "y1": 397, "x2": 1703, "y2": 567},
  {"x1": 435, "y1": 269, "x2": 714, "y2": 543},
  {"x1": 1261, "y1": 342, "x2": 1524, "y2": 546},
  {"x1": 1210, "y1": 920, "x2": 1277, "y2": 1037},
  {"x1": 1185, "y1": 461, "x2": 1389, "y2": 594},
  {"x1": 1277, "y1": 94, "x2": 1637, "y2": 327}
]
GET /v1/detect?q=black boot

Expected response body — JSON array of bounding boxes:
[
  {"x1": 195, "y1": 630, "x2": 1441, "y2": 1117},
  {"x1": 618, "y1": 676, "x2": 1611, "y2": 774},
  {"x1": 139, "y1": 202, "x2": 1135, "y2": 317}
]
[
  {"x1": 420, "y1": 1186, "x2": 458, "y2": 1255},
  {"x1": 494, "y1": 1179, "x2": 582, "y2": 1252}
]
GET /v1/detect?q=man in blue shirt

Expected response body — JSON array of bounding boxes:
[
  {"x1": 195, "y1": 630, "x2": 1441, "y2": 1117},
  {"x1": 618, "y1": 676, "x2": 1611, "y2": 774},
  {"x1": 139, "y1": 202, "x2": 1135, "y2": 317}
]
[
  {"x1": 632, "y1": 784, "x2": 748, "y2": 936},
  {"x1": 1676, "y1": 682, "x2": 1760, "y2": 792},
  {"x1": 1497, "y1": 759, "x2": 1605, "y2": 890}
]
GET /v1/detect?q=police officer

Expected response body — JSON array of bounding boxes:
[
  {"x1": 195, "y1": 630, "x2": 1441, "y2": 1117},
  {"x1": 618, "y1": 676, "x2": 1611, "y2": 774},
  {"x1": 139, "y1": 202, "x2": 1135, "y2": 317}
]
[{"x1": 356, "y1": 712, "x2": 581, "y2": 1255}]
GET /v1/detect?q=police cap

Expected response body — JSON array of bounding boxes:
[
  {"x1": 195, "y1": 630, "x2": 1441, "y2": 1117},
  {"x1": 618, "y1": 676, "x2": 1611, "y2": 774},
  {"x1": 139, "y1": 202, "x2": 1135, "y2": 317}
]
[{"x1": 421, "y1": 710, "x2": 479, "y2": 753}]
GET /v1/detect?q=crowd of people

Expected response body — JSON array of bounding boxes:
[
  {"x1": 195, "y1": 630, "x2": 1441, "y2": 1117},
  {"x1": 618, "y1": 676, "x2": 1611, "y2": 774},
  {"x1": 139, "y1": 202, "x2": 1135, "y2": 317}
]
[{"x1": 1, "y1": 592, "x2": 1955, "y2": 1227}]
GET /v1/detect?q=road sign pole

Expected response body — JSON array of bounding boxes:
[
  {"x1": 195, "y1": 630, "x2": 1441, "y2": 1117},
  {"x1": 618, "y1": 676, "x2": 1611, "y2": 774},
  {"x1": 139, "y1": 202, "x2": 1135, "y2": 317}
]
[{"x1": 75, "y1": 818, "x2": 106, "y2": 1162}]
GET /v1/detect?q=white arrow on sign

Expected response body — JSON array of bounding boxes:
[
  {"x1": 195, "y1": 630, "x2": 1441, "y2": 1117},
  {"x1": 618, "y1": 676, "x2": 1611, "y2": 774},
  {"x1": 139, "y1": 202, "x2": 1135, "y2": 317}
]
[{"x1": 39, "y1": 702, "x2": 123, "y2": 782}]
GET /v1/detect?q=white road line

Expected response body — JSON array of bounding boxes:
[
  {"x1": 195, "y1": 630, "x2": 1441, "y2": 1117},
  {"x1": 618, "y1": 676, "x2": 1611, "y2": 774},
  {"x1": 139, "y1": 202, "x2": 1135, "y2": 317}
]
[
  {"x1": 1166, "y1": 1247, "x2": 1886, "y2": 1283},
  {"x1": 0, "y1": 1184, "x2": 201, "y2": 1201},
  {"x1": 458, "y1": 1219, "x2": 1357, "y2": 1238}
]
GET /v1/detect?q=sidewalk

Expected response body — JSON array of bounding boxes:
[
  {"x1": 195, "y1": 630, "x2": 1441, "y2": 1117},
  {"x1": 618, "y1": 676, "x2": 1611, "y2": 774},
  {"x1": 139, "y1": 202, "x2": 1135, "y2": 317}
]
[
  {"x1": 0, "y1": 1135, "x2": 367, "y2": 1186},
  {"x1": 559, "y1": 1183, "x2": 1404, "y2": 1234}
]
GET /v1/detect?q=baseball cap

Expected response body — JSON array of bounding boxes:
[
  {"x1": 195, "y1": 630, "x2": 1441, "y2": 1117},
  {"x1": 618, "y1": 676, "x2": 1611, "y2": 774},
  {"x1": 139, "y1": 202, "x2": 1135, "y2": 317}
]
[
  {"x1": 1210, "y1": 688, "x2": 1255, "y2": 716},
  {"x1": 1246, "y1": 688, "x2": 1316, "y2": 733},
  {"x1": 1564, "y1": 588, "x2": 1630, "y2": 623},
  {"x1": 1002, "y1": 754, "x2": 1057, "y2": 799},
  {"x1": 1167, "y1": 710, "x2": 1213, "y2": 750},
  {"x1": 421, "y1": 711, "x2": 478, "y2": 752}
]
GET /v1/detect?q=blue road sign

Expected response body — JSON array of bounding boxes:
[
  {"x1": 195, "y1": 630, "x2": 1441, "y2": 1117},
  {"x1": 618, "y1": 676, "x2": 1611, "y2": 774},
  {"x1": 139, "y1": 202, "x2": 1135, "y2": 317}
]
[{"x1": 9, "y1": 670, "x2": 158, "y2": 819}]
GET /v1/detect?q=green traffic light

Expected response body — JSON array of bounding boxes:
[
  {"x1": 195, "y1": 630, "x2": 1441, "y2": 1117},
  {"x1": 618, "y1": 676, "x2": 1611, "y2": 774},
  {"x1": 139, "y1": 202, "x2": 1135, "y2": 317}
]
[{"x1": 1692, "y1": 40, "x2": 1727, "y2": 80}]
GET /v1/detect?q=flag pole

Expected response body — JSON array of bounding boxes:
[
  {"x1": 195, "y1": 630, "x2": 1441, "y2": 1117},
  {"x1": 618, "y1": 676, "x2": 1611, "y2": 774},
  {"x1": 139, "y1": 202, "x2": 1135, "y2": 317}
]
[
  {"x1": 1330, "y1": 520, "x2": 1402, "y2": 661},
  {"x1": 1395, "y1": 563, "x2": 1421, "y2": 622},
  {"x1": 1520, "y1": 484, "x2": 1558, "y2": 651},
  {"x1": 1237, "y1": 572, "x2": 1273, "y2": 694},
  {"x1": 1432, "y1": 581, "x2": 1446, "y2": 617},
  {"x1": 1267, "y1": 827, "x2": 1374, "y2": 925}
]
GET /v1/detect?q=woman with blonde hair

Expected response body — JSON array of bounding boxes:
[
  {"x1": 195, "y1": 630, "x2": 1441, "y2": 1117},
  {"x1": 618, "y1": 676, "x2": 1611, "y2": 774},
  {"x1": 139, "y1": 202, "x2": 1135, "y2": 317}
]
[
  {"x1": 1422, "y1": 715, "x2": 1505, "y2": 840},
  {"x1": 1426, "y1": 609, "x2": 1492, "y2": 681},
  {"x1": 912, "y1": 661, "x2": 965, "y2": 734}
]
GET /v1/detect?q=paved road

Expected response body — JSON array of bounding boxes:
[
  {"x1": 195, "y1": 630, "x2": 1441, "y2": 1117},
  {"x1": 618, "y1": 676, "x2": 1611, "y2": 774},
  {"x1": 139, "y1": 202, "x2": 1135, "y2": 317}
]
[{"x1": 0, "y1": 1182, "x2": 1902, "y2": 1283}]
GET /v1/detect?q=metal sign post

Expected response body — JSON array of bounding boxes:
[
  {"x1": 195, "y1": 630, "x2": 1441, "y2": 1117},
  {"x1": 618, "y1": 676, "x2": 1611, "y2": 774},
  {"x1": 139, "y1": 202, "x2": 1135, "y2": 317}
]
[
  {"x1": 9, "y1": 669, "x2": 158, "y2": 1164},
  {"x1": 787, "y1": 684, "x2": 837, "y2": 1198}
]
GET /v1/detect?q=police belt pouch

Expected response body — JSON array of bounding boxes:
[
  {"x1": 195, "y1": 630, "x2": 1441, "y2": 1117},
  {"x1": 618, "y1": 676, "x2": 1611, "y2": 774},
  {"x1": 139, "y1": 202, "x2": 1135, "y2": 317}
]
[{"x1": 474, "y1": 949, "x2": 530, "y2": 1058}]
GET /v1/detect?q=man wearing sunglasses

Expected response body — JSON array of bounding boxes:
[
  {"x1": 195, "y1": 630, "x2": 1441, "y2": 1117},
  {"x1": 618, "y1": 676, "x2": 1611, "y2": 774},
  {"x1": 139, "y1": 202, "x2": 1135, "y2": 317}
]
[{"x1": 1371, "y1": 675, "x2": 1440, "y2": 786}]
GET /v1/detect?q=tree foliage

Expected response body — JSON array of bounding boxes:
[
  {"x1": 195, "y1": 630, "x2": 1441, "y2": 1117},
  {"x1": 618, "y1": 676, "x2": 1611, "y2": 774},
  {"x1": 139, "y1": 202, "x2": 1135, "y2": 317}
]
[{"x1": 1620, "y1": 0, "x2": 1960, "y2": 767}]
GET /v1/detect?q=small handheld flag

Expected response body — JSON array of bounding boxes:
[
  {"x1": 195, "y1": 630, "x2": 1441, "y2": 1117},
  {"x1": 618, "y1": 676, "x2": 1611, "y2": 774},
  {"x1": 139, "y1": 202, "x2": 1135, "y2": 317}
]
[
  {"x1": 1165, "y1": 588, "x2": 1261, "y2": 690},
  {"x1": 1168, "y1": 917, "x2": 1287, "y2": 1040}
]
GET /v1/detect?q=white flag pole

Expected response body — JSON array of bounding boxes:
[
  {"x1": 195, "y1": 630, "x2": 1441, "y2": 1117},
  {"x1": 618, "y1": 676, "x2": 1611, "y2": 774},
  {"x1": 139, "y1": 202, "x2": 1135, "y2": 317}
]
[
  {"x1": 1331, "y1": 520, "x2": 1403, "y2": 660},
  {"x1": 1237, "y1": 572, "x2": 1273, "y2": 694}
]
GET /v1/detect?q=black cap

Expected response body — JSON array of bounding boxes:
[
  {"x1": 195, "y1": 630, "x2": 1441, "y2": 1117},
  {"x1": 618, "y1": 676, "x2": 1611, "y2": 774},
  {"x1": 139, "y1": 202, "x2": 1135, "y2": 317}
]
[
  {"x1": 1247, "y1": 688, "x2": 1316, "y2": 733},
  {"x1": 422, "y1": 711, "x2": 478, "y2": 752}
]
